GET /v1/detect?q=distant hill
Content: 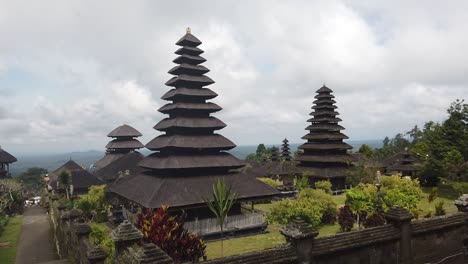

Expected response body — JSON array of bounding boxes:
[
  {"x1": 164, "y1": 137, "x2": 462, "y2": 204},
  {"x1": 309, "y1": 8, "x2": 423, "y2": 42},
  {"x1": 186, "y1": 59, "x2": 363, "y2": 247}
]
[{"x1": 10, "y1": 139, "x2": 382, "y2": 176}]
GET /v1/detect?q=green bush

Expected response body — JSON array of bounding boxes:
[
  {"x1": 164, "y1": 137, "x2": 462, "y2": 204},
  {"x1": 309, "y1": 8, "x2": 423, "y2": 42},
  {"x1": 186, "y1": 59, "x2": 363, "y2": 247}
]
[
  {"x1": 435, "y1": 200, "x2": 446, "y2": 216},
  {"x1": 315, "y1": 180, "x2": 332, "y2": 194},
  {"x1": 453, "y1": 182, "x2": 468, "y2": 195},
  {"x1": 74, "y1": 185, "x2": 109, "y2": 222},
  {"x1": 89, "y1": 223, "x2": 114, "y2": 264},
  {"x1": 258, "y1": 178, "x2": 280, "y2": 188},
  {"x1": 338, "y1": 205, "x2": 355, "y2": 232},
  {"x1": 267, "y1": 188, "x2": 337, "y2": 227}
]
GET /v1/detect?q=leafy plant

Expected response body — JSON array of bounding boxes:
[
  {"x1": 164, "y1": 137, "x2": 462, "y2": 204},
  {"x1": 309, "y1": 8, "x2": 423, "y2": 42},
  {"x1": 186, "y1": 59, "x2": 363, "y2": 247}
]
[
  {"x1": 345, "y1": 188, "x2": 370, "y2": 231},
  {"x1": 428, "y1": 187, "x2": 438, "y2": 204},
  {"x1": 203, "y1": 178, "x2": 237, "y2": 257},
  {"x1": 362, "y1": 213, "x2": 385, "y2": 228},
  {"x1": 58, "y1": 170, "x2": 72, "y2": 200},
  {"x1": 89, "y1": 223, "x2": 114, "y2": 264},
  {"x1": 315, "y1": 180, "x2": 332, "y2": 194},
  {"x1": 338, "y1": 205, "x2": 355, "y2": 232},
  {"x1": 267, "y1": 188, "x2": 337, "y2": 227},
  {"x1": 258, "y1": 178, "x2": 281, "y2": 188},
  {"x1": 294, "y1": 172, "x2": 310, "y2": 191},
  {"x1": 435, "y1": 200, "x2": 446, "y2": 216},
  {"x1": 136, "y1": 206, "x2": 207, "y2": 262},
  {"x1": 75, "y1": 185, "x2": 109, "y2": 222}
]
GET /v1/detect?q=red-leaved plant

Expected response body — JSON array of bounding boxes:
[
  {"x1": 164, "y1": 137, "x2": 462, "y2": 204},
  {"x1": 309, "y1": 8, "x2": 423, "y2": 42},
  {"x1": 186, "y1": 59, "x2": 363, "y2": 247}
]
[{"x1": 136, "y1": 205, "x2": 207, "y2": 263}]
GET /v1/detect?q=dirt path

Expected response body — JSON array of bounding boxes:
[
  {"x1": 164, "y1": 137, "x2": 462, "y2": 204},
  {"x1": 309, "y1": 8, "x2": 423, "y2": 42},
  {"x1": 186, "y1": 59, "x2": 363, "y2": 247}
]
[{"x1": 15, "y1": 207, "x2": 62, "y2": 264}]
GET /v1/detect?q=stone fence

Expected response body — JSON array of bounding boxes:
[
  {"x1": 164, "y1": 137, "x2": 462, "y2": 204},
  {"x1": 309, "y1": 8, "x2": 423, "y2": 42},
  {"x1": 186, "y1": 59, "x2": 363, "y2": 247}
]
[
  {"x1": 46, "y1": 192, "x2": 468, "y2": 264},
  {"x1": 207, "y1": 198, "x2": 468, "y2": 264},
  {"x1": 47, "y1": 194, "x2": 173, "y2": 264}
]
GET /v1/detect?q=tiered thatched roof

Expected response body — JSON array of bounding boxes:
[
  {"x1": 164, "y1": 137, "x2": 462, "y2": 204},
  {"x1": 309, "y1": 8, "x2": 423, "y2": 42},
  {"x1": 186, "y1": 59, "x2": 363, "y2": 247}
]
[
  {"x1": 105, "y1": 124, "x2": 144, "y2": 154},
  {"x1": 281, "y1": 138, "x2": 292, "y2": 161},
  {"x1": 109, "y1": 29, "x2": 278, "y2": 209},
  {"x1": 295, "y1": 85, "x2": 353, "y2": 183},
  {"x1": 384, "y1": 148, "x2": 422, "y2": 175}
]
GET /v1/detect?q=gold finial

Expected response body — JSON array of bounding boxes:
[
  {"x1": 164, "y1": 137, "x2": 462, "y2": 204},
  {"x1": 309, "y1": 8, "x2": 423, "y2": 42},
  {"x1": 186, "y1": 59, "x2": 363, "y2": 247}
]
[{"x1": 186, "y1": 27, "x2": 191, "y2": 34}]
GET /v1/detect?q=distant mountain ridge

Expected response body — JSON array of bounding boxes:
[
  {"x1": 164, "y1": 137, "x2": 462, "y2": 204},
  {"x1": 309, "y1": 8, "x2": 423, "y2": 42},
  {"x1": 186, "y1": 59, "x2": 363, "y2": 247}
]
[{"x1": 10, "y1": 139, "x2": 382, "y2": 176}]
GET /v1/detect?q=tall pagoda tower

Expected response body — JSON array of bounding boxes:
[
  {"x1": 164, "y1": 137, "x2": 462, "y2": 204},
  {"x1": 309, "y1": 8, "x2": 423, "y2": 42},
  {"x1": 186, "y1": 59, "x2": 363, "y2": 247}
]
[
  {"x1": 109, "y1": 29, "x2": 277, "y2": 219},
  {"x1": 295, "y1": 85, "x2": 353, "y2": 191}
]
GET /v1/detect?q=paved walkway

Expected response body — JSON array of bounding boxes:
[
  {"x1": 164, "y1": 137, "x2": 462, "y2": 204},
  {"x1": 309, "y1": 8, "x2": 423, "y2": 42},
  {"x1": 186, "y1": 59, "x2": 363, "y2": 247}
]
[{"x1": 15, "y1": 207, "x2": 62, "y2": 264}]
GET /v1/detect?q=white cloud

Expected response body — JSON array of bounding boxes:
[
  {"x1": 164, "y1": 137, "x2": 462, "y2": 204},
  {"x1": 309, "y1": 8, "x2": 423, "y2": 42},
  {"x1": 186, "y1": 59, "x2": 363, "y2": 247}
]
[{"x1": 0, "y1": 0, "x2": 466, "y2": 154}]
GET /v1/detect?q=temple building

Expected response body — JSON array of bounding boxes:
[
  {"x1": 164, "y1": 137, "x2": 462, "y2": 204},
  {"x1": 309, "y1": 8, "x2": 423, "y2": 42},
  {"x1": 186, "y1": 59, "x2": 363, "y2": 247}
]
[
  {"x1": 295, "y1": 85, "x2": 353, "y2": 191},
  {"x1": 281, "y1": 138, "x2": 292, "y2": 161},
  {"x1": 383, "y1": 148, "x2": 422, "y2": 178},
  {"x1": 93, "y1": 125, "x2": 145, "y2": 183},
  {"x1": 49, "y1": 160, "x2": 103, "y2": 194},
  {"x1": 109, "y1": 29, "x2": 278, "y2": 225},
  {"x1": 0, "y1": 146, "x2": 17, "y2": 178}
]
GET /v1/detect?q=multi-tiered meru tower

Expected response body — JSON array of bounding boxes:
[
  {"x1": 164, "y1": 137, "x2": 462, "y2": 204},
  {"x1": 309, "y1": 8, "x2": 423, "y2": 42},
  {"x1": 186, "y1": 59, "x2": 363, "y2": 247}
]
[
  {"x1": 295, "y1": 85, "x2": 353, "y2": 191},
  {"x1": 109, "y1": 29, "x2": 278, "y2": 219}
]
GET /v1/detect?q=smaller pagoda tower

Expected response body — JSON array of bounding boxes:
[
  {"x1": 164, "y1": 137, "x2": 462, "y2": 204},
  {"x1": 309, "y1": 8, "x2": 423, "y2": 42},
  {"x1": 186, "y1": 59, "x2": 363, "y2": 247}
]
[
  {"x1": 385, "y1": 148, "x2": 422, "y2": 178},
  {"x1": 295, "y1": 85, "x2": 353, "y2": 191},
  {"x1": 270, "y1": 146, "x2": 280, "y2": 162},
  {"x1": 0, "y1": 146, "x2": 17, "y2": 178},
  {"x1": 281, "y1": 138, "x2": 292, "y2": 161},
  {"x1": 106, "y1": 124, "x2": 144, "y2": 154},
  {"x1": 93, "y1": 125, "x2": 145, "y2": 182}
]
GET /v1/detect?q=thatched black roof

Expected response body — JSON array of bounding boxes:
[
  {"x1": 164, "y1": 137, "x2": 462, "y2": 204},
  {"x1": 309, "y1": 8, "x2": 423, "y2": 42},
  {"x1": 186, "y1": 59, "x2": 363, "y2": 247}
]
[
  {"x1": 295, "y1": 85, "x2": 353, "y2": 180},
  {"x1": 0, "y1": 147, "x2": 17, "y2": 164},
  {"x1": 95, "y1": 152, "x2": 144, "y2": 182},
  {"x1": 108, "y1": 171, "x2": 277, "y2": 209},
  {"x1": 108, "y1": 124, "x2": 142, "y2": 138},
  {"x1": 109, "y1": 29, "x2": 278, "y2": 209},
  {"x1": 49, "y1": 160, "x2": 102, "y2": 190},
  {"x1": 105, "y1": 124, "x2": 144, "y2": 154},
  {"x1": 94, "y1": 153, "x2": 126, "y2": 171},
  {"x1": 384, "y1": 149, "x2": 422, "y2": 173}
]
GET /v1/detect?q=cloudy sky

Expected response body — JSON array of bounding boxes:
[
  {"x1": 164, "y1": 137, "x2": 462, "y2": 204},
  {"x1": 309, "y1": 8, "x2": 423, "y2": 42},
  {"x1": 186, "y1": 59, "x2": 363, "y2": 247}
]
[{"x1": 0, "y1": 0, "x2": 467, "y2": 155}]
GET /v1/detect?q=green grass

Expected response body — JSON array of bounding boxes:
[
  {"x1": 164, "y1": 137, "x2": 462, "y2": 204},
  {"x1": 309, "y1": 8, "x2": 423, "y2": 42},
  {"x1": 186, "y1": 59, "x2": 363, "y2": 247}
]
[
  {"x1": 205, "y1": 224, "x2": 285, "y2": 259},
  {"x1": 0, "y1": 215, "x2": 24, "y2": 264}
]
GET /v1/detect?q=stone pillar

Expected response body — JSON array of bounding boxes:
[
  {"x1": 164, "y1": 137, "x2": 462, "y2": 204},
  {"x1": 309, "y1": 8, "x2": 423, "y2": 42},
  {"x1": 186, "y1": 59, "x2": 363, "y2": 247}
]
[
  {"x1": 111, "y1": 220, "x2": 144, "y2": 257},
  {"x1": 384, "y1": 206, "x2": 413, "y2": 264},
  {"x1": 454, "y1": 194, "x2": 468, "y2": 256},
  {"x1": 281, "y1": 218, "x2": 318, "y2": 264}
]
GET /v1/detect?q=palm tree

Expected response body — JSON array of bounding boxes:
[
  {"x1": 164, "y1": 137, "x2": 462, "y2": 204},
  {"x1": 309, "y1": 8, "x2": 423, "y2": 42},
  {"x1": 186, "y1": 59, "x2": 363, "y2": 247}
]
[
  {"x1": 58, "y1": 170, "x2": 72, "y2": 200},
  {"x1": 204, "y1": 178, "x2": 238, "y2": 257}
]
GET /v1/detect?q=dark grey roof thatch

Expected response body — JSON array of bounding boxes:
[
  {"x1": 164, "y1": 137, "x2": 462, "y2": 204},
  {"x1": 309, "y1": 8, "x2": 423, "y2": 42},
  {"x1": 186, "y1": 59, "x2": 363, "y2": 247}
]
[
  {"x1": 105, "y1": 139, "x2": 144, "y2": 150},
  {"x1": 95, "y1": 152, "x2": 144, "y2": 182},
  {"x1": 145, "y1": 134, "x2": 236, "y2": 151},
  {"x1": 161, "y1": 87, "x2": 217, "y2": 100},
  {"x1": 0, "y1": 147, "x2": 17, "y2": 163},
  {"x1": 108, "y1": 171, "x2": 278, "y2": 208},
  {"x1": 94, "y1": 153, "x2": 126, "y2": 171},
  {"x1": 107, "y1": 124, "x2": 142, "y2": 138},
  {"x1": 138, "y1": 153, "x2": 244, "y2": 171},
  {"x1": 154, "y1": 117, "x2": 226, "y2": 131},
  {"x1": 49, "y1": 160, "x2": 102, "y2": 190}
]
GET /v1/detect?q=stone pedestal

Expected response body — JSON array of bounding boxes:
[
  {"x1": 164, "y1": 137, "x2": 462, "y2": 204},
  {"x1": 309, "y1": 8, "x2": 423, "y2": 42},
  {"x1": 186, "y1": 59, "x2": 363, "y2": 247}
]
[
  {"x1": 384, "y1": 206, "x2": 413, "y2": 264},
  {"x1": 111, "y1": 220, "x2": 144, "y2": 256},
  {"x1": 281, "y1": 218, "x2": 318, "y2": 264}
]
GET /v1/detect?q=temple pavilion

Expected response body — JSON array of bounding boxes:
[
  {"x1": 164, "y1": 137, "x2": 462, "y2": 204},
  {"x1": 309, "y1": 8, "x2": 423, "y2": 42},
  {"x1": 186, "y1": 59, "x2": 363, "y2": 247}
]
[
  {"x1": 49, "y1": 160, "x2": 103, "y2": 194},
  {"x1": 0, "y1": 146, "x2": 17, "y2": 178},
  {"x1": 295, "y1": 85, "x2": 353, "y2": 191},
  {"x1": 383, "y1": 148, "x2": 422, "y2": 178},
  {"x1": 94, "y1": 124, "x2": 145, "y2": 183},
  {"x1": 109, "y1": 29, "x2": 278, "y2": 221}
]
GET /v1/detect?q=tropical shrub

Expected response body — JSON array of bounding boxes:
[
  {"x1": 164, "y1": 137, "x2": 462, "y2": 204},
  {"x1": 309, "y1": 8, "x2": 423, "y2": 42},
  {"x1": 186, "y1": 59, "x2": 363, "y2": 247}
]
[
  {"x1": 453, "y1": 182, "x2": 468, "y2": 195},
  {"x1": 267, "y1": 188, "x2": 337, "y2": 227},
  {"x1": 89, "y1": 223, "x2": 114, "y2": 264},
  {"x1": 345, "y1": 188, "x2": 371, "y2": 230},
  {"x1": 315, "y1": 180, "x2": 332, "y2": 194},
  {"x1": 75, "y1": 185, "x2": 110, "y2": 222},
  {"x1": 136, "y1": 206, "x2": 207, "y2": 262},
  {"x1": 363, "y1": 213, "x2": 385, "y2": 228},
  {"x1": 435, "y1": 200, "x2": 446, "y2": 216},
  {"x1": 338, "y1": 205, "x2": 355, "y2": 232},
  {"x1": 258, "y1": 178, "x2": 281, "y2": 188},
  {"x1": 294, "y1": 173, "x2": 310, "y2": 191}
]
